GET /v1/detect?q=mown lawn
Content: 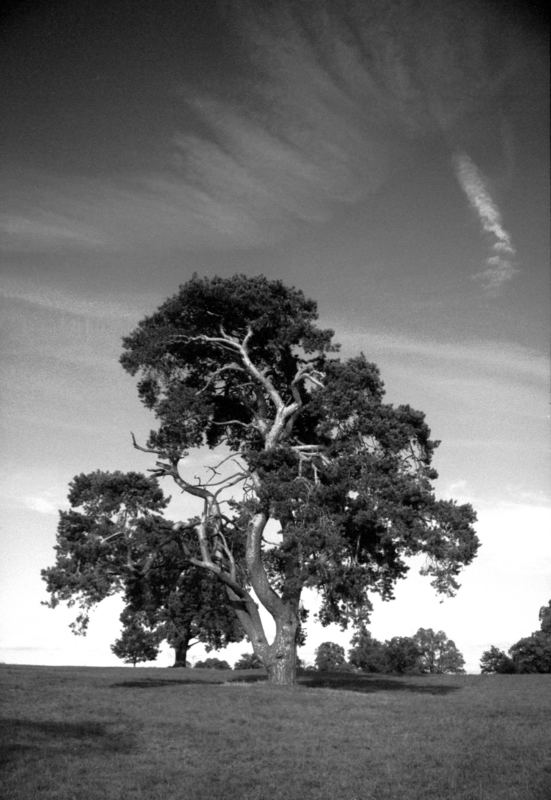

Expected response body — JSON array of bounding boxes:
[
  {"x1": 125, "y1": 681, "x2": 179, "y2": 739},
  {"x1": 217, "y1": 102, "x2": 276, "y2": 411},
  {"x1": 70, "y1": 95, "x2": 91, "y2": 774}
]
[{"x1": 1, "y1": 664, "x2": 550, "y2": 800}]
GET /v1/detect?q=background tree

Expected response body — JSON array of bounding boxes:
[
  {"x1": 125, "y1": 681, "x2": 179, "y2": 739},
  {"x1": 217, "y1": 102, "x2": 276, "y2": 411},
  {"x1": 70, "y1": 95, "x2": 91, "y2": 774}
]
[
  {"x1": 131, "y1": 525, "x2": 245, "y2": 666},
  {"x1": 509, "y1": 634, "x2": 551, "y2": 673},
  {"x1": 42, "y1": 470, "x2": 244, "y2": 666},
  {"x1": 384, "y1": 636, "x2": 422, "y2": 674},
  {"x1": 509, "y1": 600, "x2": 551, "y2": 674},
  {"x1": 412, "y1": 628, "x2": 465, "y2": 674},
  {"x1": 480, "y1": 600, "x2": 551, "y2": 674},
  {"x1": 314, "y1": 642, "x2": 347, "y2": 672},
  {"x1": 44, "y1": 274, "x2": 479, "y2": 685},
  {"x1": 348, "y1": 627, "x2": 388, "y2": 673},
  {"x1": 234, "y1": 652, "x2": 264, "y2": 670},
  {"x1": 479, "y1": 646, "x2": 515, "y2": 674},
  {"x1": 110, "y1": 608, "x2": 160, "y2": 667}
]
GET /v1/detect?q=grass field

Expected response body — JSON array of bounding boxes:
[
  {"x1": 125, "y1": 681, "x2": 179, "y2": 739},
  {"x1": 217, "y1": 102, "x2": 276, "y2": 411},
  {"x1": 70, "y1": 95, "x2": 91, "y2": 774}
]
[{"x1": 1, "y1": 664, "x2": 550, "y2": 800}]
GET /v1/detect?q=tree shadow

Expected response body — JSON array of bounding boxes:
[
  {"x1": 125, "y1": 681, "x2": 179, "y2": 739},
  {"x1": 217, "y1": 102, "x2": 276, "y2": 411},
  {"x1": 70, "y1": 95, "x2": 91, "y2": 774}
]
[
  {"x1": 111, "y1": 672, "x2": 267, "y2": 689},
  {"x1": 110, "y1": 670, "x2": 460, "y2": 694},
  {"x1": 299, "y1": 672, "x2": 461, "y2": 695},
  {"x1": 0, "y1": 717, "x2": 136, "y2": 766}
]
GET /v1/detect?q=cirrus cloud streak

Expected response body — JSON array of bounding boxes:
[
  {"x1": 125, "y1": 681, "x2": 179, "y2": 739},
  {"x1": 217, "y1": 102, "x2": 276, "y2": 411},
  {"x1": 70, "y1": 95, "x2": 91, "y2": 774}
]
[{"x1": 452, "y1": 152, "x2": 517, "y2": 293}]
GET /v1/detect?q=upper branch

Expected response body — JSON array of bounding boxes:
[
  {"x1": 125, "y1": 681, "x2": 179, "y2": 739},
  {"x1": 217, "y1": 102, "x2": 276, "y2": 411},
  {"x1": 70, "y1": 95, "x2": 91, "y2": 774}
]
[
  {"x1": 235, "y1": 327, "x2": 285, "y2": 414},
  {"x1": 197, "y1": 363, "x2": 247, "y2": 395}
]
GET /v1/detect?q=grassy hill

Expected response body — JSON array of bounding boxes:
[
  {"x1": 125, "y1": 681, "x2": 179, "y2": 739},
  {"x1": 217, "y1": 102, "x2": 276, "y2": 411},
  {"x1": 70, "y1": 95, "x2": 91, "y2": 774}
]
[{"x1": 1, "y1": 664, "x2": 550, "y2": 799}]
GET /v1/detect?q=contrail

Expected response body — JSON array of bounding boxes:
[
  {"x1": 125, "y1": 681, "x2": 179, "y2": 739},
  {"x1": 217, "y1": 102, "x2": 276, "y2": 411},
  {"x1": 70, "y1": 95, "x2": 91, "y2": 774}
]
[{"x1": 452, "y1": 152, "x2": 517, "y2": 292}]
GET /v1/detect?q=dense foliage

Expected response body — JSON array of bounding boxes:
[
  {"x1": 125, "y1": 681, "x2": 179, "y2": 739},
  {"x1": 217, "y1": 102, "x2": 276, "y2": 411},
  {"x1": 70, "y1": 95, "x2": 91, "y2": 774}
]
[
  {"x1": 234, "y1": 653, "x2": 264, "y2": 670},
  {"x1": 194, "y1": 658, "x2": 231, "y2": 670},
  {"x1": 43, "y1": 275, "x2": 478, "y2": 685},
  {"x1": 480, "y1": 601, "x2": 551, "y2": 674},
  {"x1": 110, "y1": 609, "x2": 161, "y2": 666},
  {"x1": 412, "y1": 628, "x2": 465, "y2": 674},
  {"x1": 479, "y1": 646, "x2": 516, "y2": 674},
  {"x1": 348, "y1": 628, "x2": 389, "y2": 673},
  {"x1": 42, "y1": 470, "x2": 244, "y2": 666}
]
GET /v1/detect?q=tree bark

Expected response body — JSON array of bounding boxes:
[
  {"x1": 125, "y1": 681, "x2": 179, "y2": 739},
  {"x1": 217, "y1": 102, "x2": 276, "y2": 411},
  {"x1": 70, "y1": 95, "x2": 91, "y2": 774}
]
[{"x1": 264, "y1": 609, "x2": 299, "y2": 686}]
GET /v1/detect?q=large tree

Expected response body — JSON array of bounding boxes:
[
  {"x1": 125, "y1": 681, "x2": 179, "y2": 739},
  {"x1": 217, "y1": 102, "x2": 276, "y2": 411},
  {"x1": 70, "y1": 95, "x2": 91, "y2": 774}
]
[
  {"x1": 115, "y1": 274, "x2": 479, "y2": 684},
  {"x1": 42, "y1": 470, "x2": 244, "y2": 666},
  {"x1": 44, "y1": 275, "x2": 478, "y2": 685}
]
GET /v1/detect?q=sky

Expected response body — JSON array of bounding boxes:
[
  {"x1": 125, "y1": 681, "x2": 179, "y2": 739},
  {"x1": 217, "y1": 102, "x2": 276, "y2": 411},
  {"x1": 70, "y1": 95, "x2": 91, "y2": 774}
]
[{"x1": 1, "y1": 0, "x2": 549, "y2": 673}]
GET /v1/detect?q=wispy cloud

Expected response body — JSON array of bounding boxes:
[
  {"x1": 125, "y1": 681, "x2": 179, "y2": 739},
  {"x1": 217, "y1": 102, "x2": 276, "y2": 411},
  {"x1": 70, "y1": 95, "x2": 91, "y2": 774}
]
[
  {"x1": 0, "y1": 4, "x2": 529, "y2": 255},
  {"x1": 339, "y1": 328, "x2": 548, "y2": 384},
  {"x1": 168, "y1": 93, "x2": 385, "y2": 236},
  {"x1": 0, "y1": 213, "x2": 108, "y2": 251},
  {"x1": 23, "y1": 494, "x2": 60, "y2": 515},
  {"x1": 0, "y1": 276, "x2": 143, "y2": 320},
  {"x1": 0, "y1": 482, "x2": 67, "y2": 516},
  {"x1": 452, "y1": 152, "x2": 517, "y2": 292},
  {"x1": 235, "y1": 0, "x2": 521, "y2": 138},
  {"x1": 161, "y1": 2, "x2": 525, "y2": 249}
]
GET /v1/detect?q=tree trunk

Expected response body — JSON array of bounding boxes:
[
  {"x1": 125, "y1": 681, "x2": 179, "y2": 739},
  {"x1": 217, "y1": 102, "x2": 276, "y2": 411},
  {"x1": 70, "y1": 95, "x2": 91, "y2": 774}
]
[
  {"x1": 265, "y1": 614, "x2": 299, "y2": 686},
  {"x1": 171, "y1": 630, "x2": 192, "y2": 668}
]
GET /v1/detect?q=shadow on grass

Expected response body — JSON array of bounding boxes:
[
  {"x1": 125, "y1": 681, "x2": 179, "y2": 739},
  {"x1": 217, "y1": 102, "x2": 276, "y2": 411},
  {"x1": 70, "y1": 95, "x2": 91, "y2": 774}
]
[
  {"x1": 299, "y1": 673, "x2": 461, "y2": 695},
  {"x1": 0, "y1": 717, "x2": 136, "y2": 766},
  {"x1": 111, "y1": 673, "x2": 267, "y2": 689},
  {"x1": 111, "y1": 671, "x2": 460, "y2": 695}
]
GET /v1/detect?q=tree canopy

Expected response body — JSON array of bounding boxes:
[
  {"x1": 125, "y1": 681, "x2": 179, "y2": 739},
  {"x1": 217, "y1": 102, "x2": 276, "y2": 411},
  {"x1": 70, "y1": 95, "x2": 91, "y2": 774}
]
[
  {"x1": 348, "y1": 628, "x2": 389, "y2": 673},
  {"x1": 110, "y1": 609, "x2": 161, "y2": 667},
  {"x1": 43, "y1": 274, "x2": 479, "y2": 685},
  {"x1": 479, "y1": 646, "x2": 515, "y2": 674},
  {"x1": 412, "y1": 628, "x2": 465, "y2": 674},
  {"x1": 314, "y1": 642, "x2": 347, "y2": 672},
  {"x1": 42, "y1": 469, "x2": 244, "y2": 666}
]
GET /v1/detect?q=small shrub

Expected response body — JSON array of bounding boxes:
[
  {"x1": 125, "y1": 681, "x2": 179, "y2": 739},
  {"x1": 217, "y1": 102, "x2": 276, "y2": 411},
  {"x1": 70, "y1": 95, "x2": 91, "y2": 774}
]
[
  {"x1": 234, "y1": 653, "x2": 264, "y2": 670},
  {"x1": 194, "y1": 658, "x2": 231, "y2": 670}
]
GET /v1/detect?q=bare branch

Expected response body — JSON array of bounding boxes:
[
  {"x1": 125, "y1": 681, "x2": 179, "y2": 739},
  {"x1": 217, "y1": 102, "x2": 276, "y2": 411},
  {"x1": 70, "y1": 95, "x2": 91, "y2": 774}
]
[
  {"x1": 167, "y1": 464, "x2": 213, "y2": 501},
  {"x1": 197, "y1": 363, "x2": 247, "y2": 395},
  {"x1": 186, "y1": 555, "x2": 250, "y2": 600},
  {"x1": 101, "y1": 531, "x2": 125, "y2": 543},
  {"x1": 215, "y1": 528, "x2": 237, "y2": 582},
  {"x1": 131, "y1": 432, "x2": 161, "y2": 456},
  {"x1": 238, "y1": 326, "x2": 285, "y2": 414},
  {"x1": 201, "y1": 470, "x2": 248, "y2": 491},
  {"x1": 211, "y1": 452, "x2": 246, "y2": 473},
  {"x1": 210, "y1": 419, "x2": 258, "y2": 430},
  {"x1": 212, "y1": 471, "x2": 248, "y2": 498}
]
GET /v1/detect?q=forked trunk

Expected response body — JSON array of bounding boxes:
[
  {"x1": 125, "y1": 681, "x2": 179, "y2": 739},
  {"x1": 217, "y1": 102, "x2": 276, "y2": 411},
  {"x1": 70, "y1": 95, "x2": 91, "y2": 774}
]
[{"x1": 226, "y1": 524, "x2": 301, "y2": 686}]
